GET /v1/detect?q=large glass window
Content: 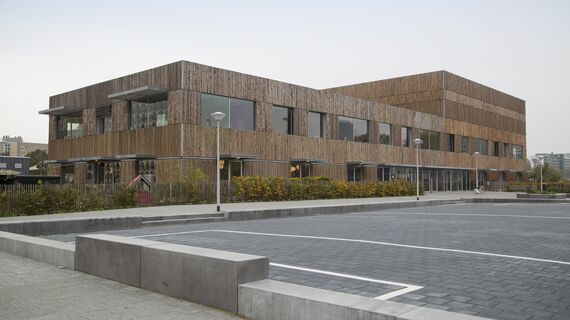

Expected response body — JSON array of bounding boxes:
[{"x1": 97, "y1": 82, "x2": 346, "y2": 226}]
[
  {"x1": 290, "y1": 162, "x2": 311, "y2": 178},
  {"x1": 418, "y1": 129, "x2": 440, "y2": 150},
  {"x1": 474, "y1": 138, "x2": 488, "y2": 156},
  {"x1": 220, "y1": 160, "x2": 243, "y2": 180},
  {"x1": 461, "y1": 137, "x2": 470, "y2": 153},
  {"x1": 96, "y1": 106, "x2": 112, "y2": 134},
  {"x1": 129, "y1": 95, "x2": 167, "y2": 130},
  {"x1": 401, "y1": 127, "x2": 411, "y2": 147},
  {"x1": 308, "y1": 111, "x2": 324, "y2": 138},
  {"x1": 379, "y1": 123, "x2": 392, "y2": 145},
  {"x1": 201, "y1": 93, "x2": 255, "y2": 131},
  {"x1": 338, "y1": 116, "x2": 368, "y2": 142},
  {"x1": 272, "y1": 106, "x2": 293, "y2": 135},
  {"x1": 56, "y1": 114, "x2": 82, "y2": 139},
  {"x1": 513, "y1": 145, "x2": 523, "y2": 159}
]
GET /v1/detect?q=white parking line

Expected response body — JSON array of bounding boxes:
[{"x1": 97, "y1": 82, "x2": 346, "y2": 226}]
[
  {"x1": 133, "y1": 229, "x2": 570, "y2": 266},
  {"x1": 270, "y1": 262, "x2": 422, "y2": 300},
  {"x1": 350, "y1": 212, "x2": 570, "y2": 220}
]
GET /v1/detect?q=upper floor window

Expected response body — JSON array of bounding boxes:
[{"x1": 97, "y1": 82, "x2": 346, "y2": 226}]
[
  {"x1": 56, "y1": 113, "x2": 82, "y2": 139},
  {"x1": 418, "y1": 129, "x2": 440, "y2": 150},
  {"x1": 129, "y1": 94, "x2": 167, "y2": 130},
  {"x1": 401, "y1": 127, "x2": 412, "y2": 147},
  {"x1": 503, "y1": 143, "x2": 510, "y2": 158},
  {"x1": 474, "y1": 138, "x2": 488, "y2": 156},
  {"x1": 493, "y1": 141, "x2": 500, "y2": 157},
  {"x1": 513, "y1": 145, "x2": 523, "y2": 160},
  {"x1": 461, "y1": 136, "x2": 469, "y2": 153},
  {"x1": 338, "y1": 116, "x2": 368, "y2": 143},
  {"x1": 201, "y1": 93, "x2": 255, "y2": 131},
  {"x1": 379, "y1": 123, "x2": 392, "y2": 145},
  {"x1": 272, "y1": 106, "x2": 293, "y2": 135},
  {"x1": 96, "y1": 106, "x2": 112, "y2": 134},
  {"x1": 447, "y1": 134, "x2": 455, "y2": 152},
  {"x1": 308, "y1": 111, "x2": 324, "y2": 138}
]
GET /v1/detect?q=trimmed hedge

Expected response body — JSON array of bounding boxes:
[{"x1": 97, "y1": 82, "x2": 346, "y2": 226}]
[{"x1": 233, "y1": 176, "x2": 421, "y2": 202}]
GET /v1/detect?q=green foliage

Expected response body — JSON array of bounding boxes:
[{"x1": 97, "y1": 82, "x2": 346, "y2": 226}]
[
  {"x1": 233, "y1": 176, "x2": 420, "y2": 202},
  {"x1": 25, "y1": 149, "x2": 48, "y2": 175},
  {"x1": 529, "y1": 163, "x2": 562, "y2": 183}
]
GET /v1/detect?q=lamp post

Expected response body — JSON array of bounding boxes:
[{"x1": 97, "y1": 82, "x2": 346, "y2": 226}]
[
  {"x1": 539, "y1": 156, "x2": 544, "y2": 192},
  {"x1": 413, "y1": 138, "x2": 423, "y2": 200},
  {"x1": 474, "y1": 152, "x2": 480, "y2": 191},
  {"x1": 211, "y1": 111, "x2": 226, "y2": 212}
]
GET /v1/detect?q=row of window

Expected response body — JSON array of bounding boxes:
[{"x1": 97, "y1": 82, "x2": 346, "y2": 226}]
[{"x1": 54, "y1": 92, "x2": 524, "y2": 160}]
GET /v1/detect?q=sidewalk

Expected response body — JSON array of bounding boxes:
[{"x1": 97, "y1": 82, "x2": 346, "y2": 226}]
[
  {"x1": 0, "y1": 252, "x2": 241, "y2": 320},
  {"x1": 0, "y1": 191, "x2": 516, "y2": 223}
]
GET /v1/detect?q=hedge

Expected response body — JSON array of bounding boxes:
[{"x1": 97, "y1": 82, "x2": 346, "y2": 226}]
[{"x1": 232, "y1": 176, "x2": 421, "y2": 202}]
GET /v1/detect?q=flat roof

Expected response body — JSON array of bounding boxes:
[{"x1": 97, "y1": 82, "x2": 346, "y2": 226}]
[
  {"x1": 108, "y1": 85, "x2": 167, "y2": 101},
  {"x1": 38, "y1": 105, "x2": 81, "y2": 116}
]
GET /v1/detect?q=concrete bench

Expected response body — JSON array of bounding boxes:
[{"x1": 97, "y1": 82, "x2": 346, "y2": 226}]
[{"x1": 74, "y1": 234, "x2": 268, "y2": 313}]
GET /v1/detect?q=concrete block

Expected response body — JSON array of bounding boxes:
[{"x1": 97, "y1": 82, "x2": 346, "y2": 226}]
[
  {"x1": 141, "y1": 242, "x2": 269, "y2": 313},
  {"x1": 0, "y1": 231, "x2": 75, "y2": 269},
  {"x1": 74, "y1": 234, "x2": 156, "y2": 287},
  {"x1": 239, "y1": 280, "x2": 490, "y2": 320}
]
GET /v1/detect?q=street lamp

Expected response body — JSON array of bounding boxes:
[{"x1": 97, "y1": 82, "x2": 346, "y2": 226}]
[
  {"x1": 538, "y1": 156, "x2": 544, "y2": 192},
  {"x1": 413, "y1": 138, "x2": 423, "y2": 200},
  {"x1": 211, "y1": 111, "x2": 226, "y2": 212},
  {"x1": 474, "y1": 152, "x2": 480, "y2": 192}
]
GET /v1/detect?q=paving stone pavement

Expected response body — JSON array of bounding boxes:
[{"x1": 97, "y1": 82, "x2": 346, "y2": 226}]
[
  {"x1": 45, "y1": 202, "x2": 570, "y2": 320},
  {"x1": 0, "y1": 252, "x2": 241, "y2": 320}
]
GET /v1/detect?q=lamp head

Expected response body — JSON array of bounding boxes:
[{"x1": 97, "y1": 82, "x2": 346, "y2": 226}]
[
  {"x1": 211, "y1": 112, "x2": 226, "y2": 121},
  {"x1": 413, "y1": 138, "x2": 423, "y2": 145},
  {"x1": 474, "y1": 152, "x2": 480, "y2": 157}
]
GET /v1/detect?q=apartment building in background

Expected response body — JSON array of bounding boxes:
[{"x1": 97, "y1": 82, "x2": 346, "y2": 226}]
[
  {"x1": 39, "y1": 61, "x2": 527, "y2": 191},
  {"x1": 1, "y1": 135, "x2": 47, "y2": 157}
]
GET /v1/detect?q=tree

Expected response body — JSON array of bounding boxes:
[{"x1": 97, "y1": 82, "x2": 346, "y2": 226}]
[
  {"x1": 25, "y1": 149, "x2": 48, "y2": 175},
  {"x1": 528, "y1": 163, "x2": 561, "y2": 183}
]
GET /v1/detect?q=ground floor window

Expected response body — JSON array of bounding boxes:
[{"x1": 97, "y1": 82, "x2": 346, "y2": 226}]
[
  {"x1": 137, "y1": 160, "x2": 156, "y2": 184},
  {"x1": 220, "y1": 159, "x2": 243, "y2": 180},
  {"x1": 347, "y1": 165, "x2": 363, "y2": 181},
  {"x1": 87, "y1": 162, "x2": 120, "y2": 184},
  {"x1": 290, "y1": 162, "x2": 311, "y2": 178},
  {"x1": 61, "y1": 164, "x2": 75, "y2": 183}
]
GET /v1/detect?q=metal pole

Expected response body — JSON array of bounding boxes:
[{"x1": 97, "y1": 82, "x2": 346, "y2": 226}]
[
  {"x1": 475, "y1": 155, "x2": 479, "y2": 190},
  {"x1": 416, "y1": 143, "x2": 420, "y2": 200},
  {"x1": 216, "y1": 120, "x2": 221, "y2": 212},
  {"x1": 540, "y1": 160, "x2": 543, "y2": 192}
]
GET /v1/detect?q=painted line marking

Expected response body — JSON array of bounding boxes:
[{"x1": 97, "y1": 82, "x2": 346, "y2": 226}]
[
  {"x1": 133, "y1": 229, "x2": 570, "y2": 266},
  {"x1": 270, "y1": 262, "x2": 422, "y2": 300},
  {"x1": 350, "y1": 212, "x2": 570, "y2": 220}
]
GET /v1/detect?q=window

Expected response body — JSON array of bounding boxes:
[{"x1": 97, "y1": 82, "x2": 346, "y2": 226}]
[
  {"x1": 347, "y1": 165, "x2": 363, "y2": 181},
  {"x1": 378, "y1": 167, "x2": 391, "y2": 181},
  {"x1": 401, "y1": 127, "x2": 412, "y2": 147},
  {"x1": 61, "y1": 165, "x2": 74, "y2": 183},
  {"x1": 308, "y1": 112, "x2": 324, "y2": 138},
  {"x1": 379, "y1": 123, "x2": 392, "y2": 145},
  {"x1": 503, "y1": 143, "x2": 509, "y2": 158},
  {"x1": 137, "y1": 160, "x2": 156, "y2": 183},
  {"x1": 96, "y1": 106, "x2": 112, "y2": 134},
  {"x1": 474, "y1": 138, "x2": 488, "y2": 156},
  {"x1": 493, "y1": 141, "x2": 500, "y2": 157},
  {"x1": 14, "y1": 163, "x2": 22, "y2": 169},
  {"x1": 272, "y1": 106, "x2": 293, "y2": 135},
  {"x1": 56, "y1": 114, "x2": 82, "y2": 139},
  {"x1": 447, "y1": 134, "x2": 455, "y2": 152},
  {"x1": 201, "y1": 93, "x2": 255, "y2": 131},
  {"x1": 338, "y1": 116, "x2": 368, "y2": 142},
  {"x1": 129, "y1": 95, "x2": 167, "y2": 130},
  {"x1": 220, "y1": 160, "x2": 243, "y2": 180},
  {"x1": 0, "y1": 163, "x2": 6, "y2": 169},
  {"x1": 461, "y1": 137, "x2": 469, "y2": 153},
  {"x1": 513, "y1": 145, "x2": 523, "y2": 159},
  {"x1": 290, "y1": 162, "x2": 310, "y2": 178},
  {"x1": 418, "y1": 129, "x2": 440, "y2": 150}
]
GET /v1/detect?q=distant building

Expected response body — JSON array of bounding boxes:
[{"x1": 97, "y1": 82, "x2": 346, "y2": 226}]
[
  {"x1": 1, "y1": 135, "x2": 47, "y2": 157},
  {"x1": 533, "y1": 153, "x2": 570, "y2": 180},
  {"x1": 0, "y1": 156, "x2": 30, "y2": 175}
]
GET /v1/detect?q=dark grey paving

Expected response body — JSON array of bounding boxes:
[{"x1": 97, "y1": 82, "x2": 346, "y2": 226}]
[{"x1": 45, "y1": 203, "x2": 570, "y2": 320}]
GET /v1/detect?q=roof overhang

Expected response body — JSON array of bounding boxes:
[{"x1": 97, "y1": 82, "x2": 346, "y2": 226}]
[
  {"x1": 38, "y1": 105, "x2": 81, "y2": 116},
  {"x1": 290, "y1": 158, "x2": 327, "y2": 164},
  {"x1": 221, "y1": 154, "x2": 256, "y2": 160},
  {"x1": 108, "y1": 86, "x2": 167, "y2": 101},
  {"x1": 347, "y1": 161, "x2": 376, "y2": 167},
  {"x1": 114, "y1": 154, "x2": 156, "y2": 160}
]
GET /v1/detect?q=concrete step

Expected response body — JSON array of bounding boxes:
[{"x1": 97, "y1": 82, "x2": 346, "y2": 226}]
[
  {"x1": 142, "y1": 216, "x2": 226, "y2": 227},
  {"x1": 141, "y1": 212, "x2": 225, "y2": 222},
  {"x1": 439, "y1": 200, "x2": 464, "y2": 205}
]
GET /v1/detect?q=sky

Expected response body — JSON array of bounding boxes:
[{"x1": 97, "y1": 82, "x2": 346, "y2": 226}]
[{"x1": 0, "y1": 0, "x2": 569, "y2": 157}]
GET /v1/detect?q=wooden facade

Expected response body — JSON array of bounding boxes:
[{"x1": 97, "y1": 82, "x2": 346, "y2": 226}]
[{"x1": 43, "y1": 61, "x2": 527, "y2": 189}]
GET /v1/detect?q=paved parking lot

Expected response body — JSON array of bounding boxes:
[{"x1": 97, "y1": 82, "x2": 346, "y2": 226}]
[{"x1": 46, "y1": 202, "x2": 570, "y2": 320}]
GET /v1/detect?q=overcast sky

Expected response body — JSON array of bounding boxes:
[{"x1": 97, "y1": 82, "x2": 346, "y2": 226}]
[{"x1": 1, "y1": 0, "x2": 568, "y2": 157}]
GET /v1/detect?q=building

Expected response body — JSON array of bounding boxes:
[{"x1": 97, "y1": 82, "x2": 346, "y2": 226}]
[
  {"x1": 1, "y1": 135, "x2": 48, "y2": 157},
  {"x1": 0, "y1": 156, "x2": 30, "y2": 175},
  {"x1": 533, "y1": 153, "x2": 570, "y2": 180},
  {"x1": 39, "y1": 61, "x2": 527, "y2": 190}
]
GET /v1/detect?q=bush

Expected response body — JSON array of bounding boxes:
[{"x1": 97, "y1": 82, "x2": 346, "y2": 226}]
[{"x1": 233, "y1": 176, "x2": 420, "y2": 202}]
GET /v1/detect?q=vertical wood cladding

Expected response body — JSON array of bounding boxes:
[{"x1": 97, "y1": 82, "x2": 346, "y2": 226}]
[{"x1": 44, "y1": 61, "x2": 528, "y2": 183}]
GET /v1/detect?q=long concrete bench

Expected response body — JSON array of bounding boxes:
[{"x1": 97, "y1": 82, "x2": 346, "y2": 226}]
[
  {"x1": 74, "y1": 234, "x2": 269, "y2": 313},
  {"x1": 0, "y1": 231, "x2": 75, "y2": 269},
  {"x1": 239, "y1": 279, "x2": 490, "y2": 320}
]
